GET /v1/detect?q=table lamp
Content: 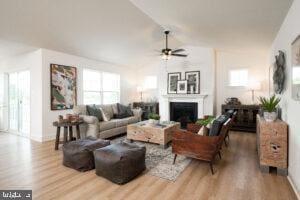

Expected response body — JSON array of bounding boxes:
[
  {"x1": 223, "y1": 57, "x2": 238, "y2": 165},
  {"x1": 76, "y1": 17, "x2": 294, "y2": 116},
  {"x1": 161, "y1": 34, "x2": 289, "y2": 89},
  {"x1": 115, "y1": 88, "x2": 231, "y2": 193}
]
[
  {"x1": 248, "y1": 81, "x2": 261, "y2": 104},
  {"x1": 136, "y1": 86, "x2": 144, "y2": 102}
]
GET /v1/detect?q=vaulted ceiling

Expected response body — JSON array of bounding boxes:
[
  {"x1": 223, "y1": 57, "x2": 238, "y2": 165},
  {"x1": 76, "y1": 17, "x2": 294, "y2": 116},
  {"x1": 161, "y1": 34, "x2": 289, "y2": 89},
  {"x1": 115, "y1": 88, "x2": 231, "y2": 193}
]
[
  {"x1": 130, "y1": 0, "x2": 293, "y2": 52},
  {"x1": 0, "y1": 0, "x2": 294, "y2": 67}
]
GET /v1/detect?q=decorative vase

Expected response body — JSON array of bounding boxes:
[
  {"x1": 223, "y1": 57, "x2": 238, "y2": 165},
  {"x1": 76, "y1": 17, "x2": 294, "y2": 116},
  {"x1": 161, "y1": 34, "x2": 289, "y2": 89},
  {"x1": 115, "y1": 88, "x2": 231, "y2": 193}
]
[
  {"x1": 263, "y1": 111, "x2": 277, "y2": 122},
  {"x1": 148, "y1": 119, "x2": 159, "y2": 125}
]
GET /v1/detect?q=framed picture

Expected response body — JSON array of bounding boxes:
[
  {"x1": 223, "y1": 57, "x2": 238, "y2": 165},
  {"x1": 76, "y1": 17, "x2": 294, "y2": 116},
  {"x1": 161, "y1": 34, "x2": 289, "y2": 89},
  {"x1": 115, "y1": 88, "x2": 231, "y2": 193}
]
[
  {"x1": 177, "y1": 80, "x2": 188, "y2": 94},
  {"x1": 50, "y1": 63, "x2": 77, "y2": 110},
  {"x1": 168, "y1": 72, "x2": 181, "y2": 94},
  {"x1": 185, "y1": 71, "x2": 200, "y2": 94},
  {"x1": 292, "y1": 35, "x2": 300, "y2": 100}
]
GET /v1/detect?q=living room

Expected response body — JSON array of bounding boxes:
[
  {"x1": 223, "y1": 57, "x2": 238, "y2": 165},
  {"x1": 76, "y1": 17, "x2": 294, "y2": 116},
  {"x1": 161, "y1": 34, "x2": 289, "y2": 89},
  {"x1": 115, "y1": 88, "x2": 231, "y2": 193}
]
[{"x1": 0, "y1": 0, "x2": 299, "y2": 199}]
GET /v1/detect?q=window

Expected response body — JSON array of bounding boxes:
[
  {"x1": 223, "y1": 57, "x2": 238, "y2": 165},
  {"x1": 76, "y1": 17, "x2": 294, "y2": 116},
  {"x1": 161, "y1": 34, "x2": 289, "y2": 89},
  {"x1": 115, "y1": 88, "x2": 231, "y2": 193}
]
[
  {"x1": 83, "y1": 69, "x2": 120, "y2": 105},
  {"x1": 144, "y1": 76, "x2": 157, "y2": 89},
  {"x1": 228, "y1": 69, "x2": 248, "y2": 87}
]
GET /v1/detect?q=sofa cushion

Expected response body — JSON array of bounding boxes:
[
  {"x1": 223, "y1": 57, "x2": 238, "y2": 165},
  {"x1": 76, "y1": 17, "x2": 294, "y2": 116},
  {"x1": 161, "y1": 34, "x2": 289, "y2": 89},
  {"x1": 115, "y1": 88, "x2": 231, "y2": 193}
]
[
  {"x1": 97, "y1": 104, "x2": 114, "y2": 119},
  {"x1": 86, "y1": 105, "x2": 103, "y2": 121},
  {"x1": 100, "y1": 107, "x2": 112, "y2": 121},
  {"x1": 209, "y1": 115, "x2": 229, "y2": 136},
  {"x1": 111, "y1": 119, "x2": 128, "y2": 127},
  {"x1": 117, "y1": 103, "x2": 133, "y2": 117},
  {"x1": 99, "y1": 121, "x2": 116, "y2": 132},
  {"x1": 126, "y1": 116, "x2": 139, "y2": 124}
]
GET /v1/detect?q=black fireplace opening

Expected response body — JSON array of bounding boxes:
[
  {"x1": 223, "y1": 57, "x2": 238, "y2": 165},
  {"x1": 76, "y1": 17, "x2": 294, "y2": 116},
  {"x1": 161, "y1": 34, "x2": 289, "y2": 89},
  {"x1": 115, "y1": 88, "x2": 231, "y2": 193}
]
[{"x1": 170, "y1": 102, "x2": 198, "y2": 128}]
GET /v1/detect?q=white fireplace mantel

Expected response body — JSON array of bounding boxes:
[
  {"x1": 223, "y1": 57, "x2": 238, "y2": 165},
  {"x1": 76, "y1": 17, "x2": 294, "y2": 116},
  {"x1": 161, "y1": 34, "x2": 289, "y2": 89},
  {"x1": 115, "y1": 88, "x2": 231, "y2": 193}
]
[{"x1": 159, "y1": 94, "x2": 208, "y2": 121}]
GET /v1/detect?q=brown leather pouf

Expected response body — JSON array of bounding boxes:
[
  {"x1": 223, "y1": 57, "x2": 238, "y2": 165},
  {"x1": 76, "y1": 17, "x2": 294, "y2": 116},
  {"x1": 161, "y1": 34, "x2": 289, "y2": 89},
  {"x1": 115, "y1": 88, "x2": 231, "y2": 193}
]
[
  {"x1": 94, "y1": 142, "x2": 146, "y2": 184},
  {"x1": 63, "y1": 139, "x2": 110, "y2": 172}
]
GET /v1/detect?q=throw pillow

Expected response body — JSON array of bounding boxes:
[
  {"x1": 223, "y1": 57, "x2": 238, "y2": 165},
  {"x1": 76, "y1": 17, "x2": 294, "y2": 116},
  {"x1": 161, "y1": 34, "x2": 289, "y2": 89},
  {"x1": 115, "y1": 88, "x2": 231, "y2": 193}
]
[
  {"x1": 114, "y1": 113, "x2": 129, "y2": 119},
  {"x1": 112, "y1": 104, "x2": 119, "y2": 115},
  {"x1": 209, "y1": 115, "x2": 229, "y2": 136},
  {"x1": 86, "y1": 105, "x2": 103, "y2": 121},
  {"x1": 117, "y1": 103, "x2": 133, "y2": 117},
  {"x1": 197, "y1": 126, "x2": 204, "y2": 135},
  {"x1": 100, "y1": 107, "x2": 111, "y2": 121}
]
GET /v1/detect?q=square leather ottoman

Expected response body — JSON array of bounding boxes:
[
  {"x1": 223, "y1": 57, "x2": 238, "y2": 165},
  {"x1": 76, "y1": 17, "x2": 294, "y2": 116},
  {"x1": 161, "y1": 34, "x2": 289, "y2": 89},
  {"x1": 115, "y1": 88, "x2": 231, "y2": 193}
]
[
  {"x1": 63, "y1": 139, "x2": 110, "y2": 172},
  {"x1": 94, "y1": 142, "x2": 146, "y2": 184}
]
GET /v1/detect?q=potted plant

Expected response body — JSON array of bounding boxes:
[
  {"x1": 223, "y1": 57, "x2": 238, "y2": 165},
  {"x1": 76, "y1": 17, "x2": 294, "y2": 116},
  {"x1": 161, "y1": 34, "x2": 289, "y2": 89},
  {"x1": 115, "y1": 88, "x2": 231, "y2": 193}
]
[
  {"x1": 259, "y1": 95, "x2": 281, "y2": 122},
  {"x1": 148, "y1": 113, "x2": 160, "y2": 125}
]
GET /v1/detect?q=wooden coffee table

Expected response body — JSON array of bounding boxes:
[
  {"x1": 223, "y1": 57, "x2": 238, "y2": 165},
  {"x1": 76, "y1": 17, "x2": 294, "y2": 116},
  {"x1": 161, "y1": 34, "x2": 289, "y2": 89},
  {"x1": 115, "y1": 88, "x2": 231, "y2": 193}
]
[{"x1": 127, "y1": 121, "x2": 180, "y2": 148}]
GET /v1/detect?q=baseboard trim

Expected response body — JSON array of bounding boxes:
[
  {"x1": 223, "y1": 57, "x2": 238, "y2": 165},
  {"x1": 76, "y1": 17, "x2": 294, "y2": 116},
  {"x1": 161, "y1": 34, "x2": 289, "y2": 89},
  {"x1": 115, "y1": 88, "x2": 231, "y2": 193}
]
[
  {"x1": 288, "y1": 175, "x2": 300, "y2": 200},
  {"x1": 42, "y1": 134, "x2": 56, "y2": 142}
]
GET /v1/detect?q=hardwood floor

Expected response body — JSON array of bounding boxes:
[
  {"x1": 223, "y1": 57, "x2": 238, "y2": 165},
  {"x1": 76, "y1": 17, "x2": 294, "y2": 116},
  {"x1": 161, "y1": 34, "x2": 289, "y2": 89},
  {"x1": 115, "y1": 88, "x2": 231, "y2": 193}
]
[{"x1": 0, "y1": 132, "x2": 297, "y2": 200}]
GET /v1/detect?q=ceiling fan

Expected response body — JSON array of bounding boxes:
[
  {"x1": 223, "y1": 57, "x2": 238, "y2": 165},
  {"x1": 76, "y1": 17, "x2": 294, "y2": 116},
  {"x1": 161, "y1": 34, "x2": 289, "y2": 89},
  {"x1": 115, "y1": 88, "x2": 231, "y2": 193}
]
[{"x1": 161, "y1": 30, "x2": 187, "y2": 60}]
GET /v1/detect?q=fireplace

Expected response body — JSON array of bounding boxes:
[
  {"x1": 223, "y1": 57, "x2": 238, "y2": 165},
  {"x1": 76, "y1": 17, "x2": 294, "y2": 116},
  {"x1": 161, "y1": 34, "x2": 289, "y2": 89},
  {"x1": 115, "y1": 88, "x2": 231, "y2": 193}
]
[{"x1": 170, "y1": 102, "x2": 198, "y2": 128}]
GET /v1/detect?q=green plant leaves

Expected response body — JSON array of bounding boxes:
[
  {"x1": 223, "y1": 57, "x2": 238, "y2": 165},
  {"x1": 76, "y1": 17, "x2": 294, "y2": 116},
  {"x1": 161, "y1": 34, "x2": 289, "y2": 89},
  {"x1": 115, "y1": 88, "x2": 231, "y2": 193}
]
[{"x1": 259, "y1": 95, "x2": 281, "y2": 112}]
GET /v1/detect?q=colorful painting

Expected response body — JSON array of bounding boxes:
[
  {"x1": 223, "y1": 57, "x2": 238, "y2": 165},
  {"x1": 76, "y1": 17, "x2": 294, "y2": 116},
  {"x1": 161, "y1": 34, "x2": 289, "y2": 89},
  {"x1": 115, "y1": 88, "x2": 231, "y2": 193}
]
[{"x1": 50, "y1": 64, "x2": 77, "y2": 110}]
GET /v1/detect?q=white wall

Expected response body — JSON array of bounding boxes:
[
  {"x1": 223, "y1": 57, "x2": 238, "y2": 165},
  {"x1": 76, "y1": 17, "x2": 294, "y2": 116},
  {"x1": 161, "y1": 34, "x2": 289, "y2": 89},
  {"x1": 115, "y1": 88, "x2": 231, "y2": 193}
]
[
  {"x1": 0, "y1": 48, "x2": 137, "y2": 141},
  {"x1": 215, "y1": 50, "x2": 269, "y2": 115},
  {"x1": 40, "y1": 49, "x2": 137, "y2": 141},
  {"x1": 0, "y1": 50, "x2": 43, "y2": 141},
  {"x1": 137, "y1": 46, "x2": 215, "y2": 116},
  {"x1": 270, "y1": 0, "x2": 300, "y2": 196}
]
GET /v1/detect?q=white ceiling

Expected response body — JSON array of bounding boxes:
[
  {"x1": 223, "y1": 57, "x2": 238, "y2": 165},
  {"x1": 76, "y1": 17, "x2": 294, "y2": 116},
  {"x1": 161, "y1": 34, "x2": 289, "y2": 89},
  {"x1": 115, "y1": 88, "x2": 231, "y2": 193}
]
[
  {"x1": 130, "y1": 0, "x2": 293, "y2": 52},
  {"x1": 0, "y1": 0, "x2": 180, "y2": 67},
  {"x1": 0, "y1": 0, "x2": 294, "y2": 67}
]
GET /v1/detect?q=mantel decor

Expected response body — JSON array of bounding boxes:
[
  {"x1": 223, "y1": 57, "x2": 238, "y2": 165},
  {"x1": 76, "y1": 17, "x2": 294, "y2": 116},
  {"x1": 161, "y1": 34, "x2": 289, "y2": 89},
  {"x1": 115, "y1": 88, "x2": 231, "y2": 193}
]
[
  {"x1": 185, "y1": 71, "x2": 200, "y2": 94},
  {"x1": 50, "y1": 64, "x2": 77, "y2": 110},
  {"x1": 167, "y1": 71, "x2": 200, "y2": 94},
  {"x1": 177, "y1": 80, "x2": 188, "y2": 94},
  {"x1": 167, "y1": 72, "x2": 181, "y2": 94}
]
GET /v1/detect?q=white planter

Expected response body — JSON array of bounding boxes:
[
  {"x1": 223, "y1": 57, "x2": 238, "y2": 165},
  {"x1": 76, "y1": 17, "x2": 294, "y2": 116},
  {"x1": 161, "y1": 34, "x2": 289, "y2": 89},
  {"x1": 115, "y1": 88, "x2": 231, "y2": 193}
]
[
  {"x1": 263, "y1": 111, "x2": 277, "y2": 122},
  {"x1": 148, "y1": 119, "x2": 159, "y2": 125}
]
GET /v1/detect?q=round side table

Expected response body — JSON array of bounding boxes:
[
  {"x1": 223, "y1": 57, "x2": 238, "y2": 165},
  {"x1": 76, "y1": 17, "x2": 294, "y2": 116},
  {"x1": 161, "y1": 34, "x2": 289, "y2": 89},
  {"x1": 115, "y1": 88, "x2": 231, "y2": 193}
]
[{"x1": 53, "y1": 120, "x2": 84, "y2": 150}]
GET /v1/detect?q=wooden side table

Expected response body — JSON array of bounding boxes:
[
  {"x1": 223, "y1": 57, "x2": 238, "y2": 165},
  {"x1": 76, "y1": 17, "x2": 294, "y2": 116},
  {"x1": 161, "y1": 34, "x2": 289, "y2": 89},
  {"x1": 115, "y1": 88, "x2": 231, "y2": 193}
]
[{"x1": 53, "y1": 120, "x2": 84, "y2": 150}]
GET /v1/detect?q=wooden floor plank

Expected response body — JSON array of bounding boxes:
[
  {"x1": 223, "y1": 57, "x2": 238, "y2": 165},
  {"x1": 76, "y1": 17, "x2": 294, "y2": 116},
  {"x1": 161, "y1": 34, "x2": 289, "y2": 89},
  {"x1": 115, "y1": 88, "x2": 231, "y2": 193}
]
[{"x1": 0, "y1": 132, "x2": 297, "y2": 200}]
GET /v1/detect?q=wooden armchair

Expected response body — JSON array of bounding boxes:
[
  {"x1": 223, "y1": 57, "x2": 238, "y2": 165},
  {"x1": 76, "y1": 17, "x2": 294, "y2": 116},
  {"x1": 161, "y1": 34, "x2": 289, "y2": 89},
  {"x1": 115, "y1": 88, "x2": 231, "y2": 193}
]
[{"x1": 172, "y1": 118, "x2": 232, "y2": 174}]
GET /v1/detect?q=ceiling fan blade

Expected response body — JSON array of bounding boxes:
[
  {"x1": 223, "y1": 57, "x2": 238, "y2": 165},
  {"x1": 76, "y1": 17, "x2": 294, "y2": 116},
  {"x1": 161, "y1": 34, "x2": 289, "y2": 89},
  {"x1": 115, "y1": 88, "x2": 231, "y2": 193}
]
[
  {"x1": 172, "y1": 49, "x2": 185, "y2": 53},
  {"x1": 171, "y1": 53, "x2": 188, "y2": 57}
]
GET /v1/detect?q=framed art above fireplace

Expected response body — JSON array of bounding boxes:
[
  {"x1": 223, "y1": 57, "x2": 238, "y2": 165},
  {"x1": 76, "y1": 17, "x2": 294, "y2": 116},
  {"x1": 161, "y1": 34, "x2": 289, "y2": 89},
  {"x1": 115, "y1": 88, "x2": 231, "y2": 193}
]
[
  {"x1": 185, "y1": 71, "x2": 200, "y2": 94},
  {"x1": 167, "y1": 72, "x2": 181, "y2": 94}
]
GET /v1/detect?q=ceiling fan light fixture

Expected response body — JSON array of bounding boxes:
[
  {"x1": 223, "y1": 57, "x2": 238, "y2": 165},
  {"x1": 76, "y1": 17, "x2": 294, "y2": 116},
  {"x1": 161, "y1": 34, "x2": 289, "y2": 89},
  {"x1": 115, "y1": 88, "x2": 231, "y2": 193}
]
[{"x1": 162, "y1": 54, "x2": 171, "y2": 60}]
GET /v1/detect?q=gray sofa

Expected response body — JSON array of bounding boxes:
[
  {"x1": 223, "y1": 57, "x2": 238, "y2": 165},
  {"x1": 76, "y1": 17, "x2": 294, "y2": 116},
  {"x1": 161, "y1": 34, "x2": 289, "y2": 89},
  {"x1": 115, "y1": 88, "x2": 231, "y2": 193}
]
[{"x1": 73, "y1": 104, "x2": 142, "y2": 139}]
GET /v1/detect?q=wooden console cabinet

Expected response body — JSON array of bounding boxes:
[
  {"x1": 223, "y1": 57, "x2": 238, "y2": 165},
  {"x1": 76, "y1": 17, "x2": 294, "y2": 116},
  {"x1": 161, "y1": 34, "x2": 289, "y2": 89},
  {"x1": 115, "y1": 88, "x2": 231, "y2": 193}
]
[
  {"x1": 133, "y1": 102, "x2": 159, "y2": 120},
  {"x1": 256, "y1": 115, "x2": 288, "y2": 175},
  {"x1": 222, "y1": 104, "x2": 260, "y2": 132}
]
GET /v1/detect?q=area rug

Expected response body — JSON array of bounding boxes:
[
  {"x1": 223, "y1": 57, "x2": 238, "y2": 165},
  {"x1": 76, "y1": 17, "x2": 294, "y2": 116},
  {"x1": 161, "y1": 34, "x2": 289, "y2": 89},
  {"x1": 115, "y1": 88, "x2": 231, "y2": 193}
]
[{"x1": 111, "y1": 136, "x2": 191, "y2": 181}]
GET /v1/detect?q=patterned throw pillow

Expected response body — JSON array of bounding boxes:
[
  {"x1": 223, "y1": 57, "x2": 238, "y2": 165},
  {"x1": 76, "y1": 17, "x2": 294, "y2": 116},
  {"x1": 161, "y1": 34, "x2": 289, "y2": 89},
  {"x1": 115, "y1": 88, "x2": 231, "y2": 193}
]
[
  {"x1": 99, "y1": 107, "x2": 111, "y2": 121},
  {"x1": 86, "y1": 105, "x2": 103, "y2": 121},
  {"x1": 117, "y1": 103, "x2": 133, "y2": 117}
]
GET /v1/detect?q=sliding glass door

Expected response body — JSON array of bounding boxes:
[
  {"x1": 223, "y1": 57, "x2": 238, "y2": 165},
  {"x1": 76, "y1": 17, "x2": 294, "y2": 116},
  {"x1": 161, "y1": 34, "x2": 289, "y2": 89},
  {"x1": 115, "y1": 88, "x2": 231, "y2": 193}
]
[
  {"x1": 8, "y1": 70, "x2": 30, "y2": 136},
  {"x1": 0, "y1": 73, "x2": 8, "y2": 132}
]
